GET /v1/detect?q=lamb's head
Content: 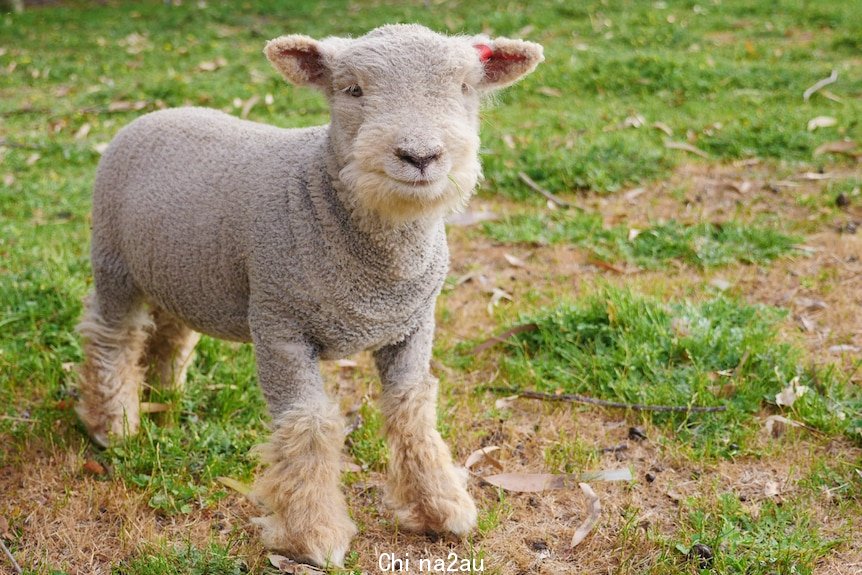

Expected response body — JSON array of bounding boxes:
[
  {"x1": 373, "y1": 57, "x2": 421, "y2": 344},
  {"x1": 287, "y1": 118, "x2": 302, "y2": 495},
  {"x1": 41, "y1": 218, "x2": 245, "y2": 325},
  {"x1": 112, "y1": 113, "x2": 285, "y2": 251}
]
[{"x1": 265, "y1": 24, "x2": 543, "y2": 223}]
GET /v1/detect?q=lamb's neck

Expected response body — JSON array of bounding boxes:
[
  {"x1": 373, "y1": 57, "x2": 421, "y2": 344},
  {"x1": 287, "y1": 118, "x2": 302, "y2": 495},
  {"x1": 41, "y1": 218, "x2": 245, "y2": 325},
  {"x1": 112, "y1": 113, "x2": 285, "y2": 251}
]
[{"x1": 312, "y1": 137, "x2": 447, "y2": 281}]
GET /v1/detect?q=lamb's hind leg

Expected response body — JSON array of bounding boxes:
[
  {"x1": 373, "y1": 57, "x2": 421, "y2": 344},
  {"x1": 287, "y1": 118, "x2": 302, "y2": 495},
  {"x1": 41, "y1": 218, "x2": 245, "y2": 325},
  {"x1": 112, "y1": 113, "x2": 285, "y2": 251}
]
[
  {"x1": 144, "y1": 306, "x2": 200, "y2": 391},
  {"x1": 76, "y1": 289, "x2": 153, "y2": 447}
]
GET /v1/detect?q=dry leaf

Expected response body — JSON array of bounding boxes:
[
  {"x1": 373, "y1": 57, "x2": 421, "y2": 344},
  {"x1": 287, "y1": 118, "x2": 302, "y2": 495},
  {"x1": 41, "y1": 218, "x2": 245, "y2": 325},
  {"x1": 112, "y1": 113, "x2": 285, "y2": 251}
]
[
  {"x1": 502, "y1": 134, "x2": 516, "y2": 149},
  {"x1": 2, "y1": 174, "x2": 15, "y2": 187},
  {"x1": 828, "y1": 344, "x2": 861, "y2": 354},
  {"x1": 503, "y1": 253, "x2": 526, "y2": 268},
  {"x1": 775, "y1": 376, "x2": 808, "y2": 407},
  {"x1": 74, "y1": 123, "x2": 91, "y2": 140},
  {"x1": 446, "y1": 210, "x2": 498, "y2": 227},
  {"x1": 537, "y1": 86, "x2": 561, "y2": 97},
  {"x1": 627, "y1": 228, "x2": 641, "y2": 241},
  {"x1": 803, "y1": 70, "x2": 838, "y2": 102},
  {"x1": 140, "y1": 402, "x2": 170, "y2": 413},
  {"x1": 494, "y1": 395, "x2": 519, "y2": 410},
  {"x1": 93, "y1": 143, "x2": 110, "y2": 154},
  {"x1": 487, "y1": 287, "x2": 512, "y2": 315},
  {"x1": 796, "y1": 315, "x2": 817, "y2": 333},
  {"x1": 814, "y1": 140, "x2": 857, "y2": 157},
  {"x1": 652, "y1": 121, "x2": 673, "y2": 136},
  {"x1": 464, "y1": 446, "x2": 504, "y2": 473},
  {"x1": 198, "y1": 57, "x2": 227, "y2": 72},
  {"x1": 83, "y1": 459, "x2": 106, "y2": 476},
  {"x1": 623, "y1": 187, "x2": 646, "y2": 202},
  {"x1": 799, "y1": 172, "x2": 834, "y2": 180},
  {"x1": 795, "y1": 297, "x2": 827, "y2": 311},
  {"x1": 807, "y1": 116, "x2": 837, "y2": 131},
  {"x1": 216, "y1": 476, "x2": 252, "y2": 497},
  {"x1": 571, "y1": 483, "x2": 601, "y2": 548},
  {"x1": 586, "y1": 257, "x2": 626, "y2": 274},
  {"x1": 25, "y1": 153, "x2": 40, "y2": 166},
  {"x1": 268, "y1": 555, "x2": 325, "y2": 574},
  {"x1": 240, "y1": 94, "x2": 260, "y2": 119},
  {"x1": 709, "y1": 277, "x2": 731, "y2": 291},
  {"x1": 764, "y1": 414, "x2": 805, "y2": 438},
  {"x1": 482, "y1": 469, "x2": 631, "y2": 492},
  {"x1": 664, "y1": 140, "x2": 709, "y2": 158},
  {"x1": 763, "y1": 481, "x2": 780, "y2": 498}
]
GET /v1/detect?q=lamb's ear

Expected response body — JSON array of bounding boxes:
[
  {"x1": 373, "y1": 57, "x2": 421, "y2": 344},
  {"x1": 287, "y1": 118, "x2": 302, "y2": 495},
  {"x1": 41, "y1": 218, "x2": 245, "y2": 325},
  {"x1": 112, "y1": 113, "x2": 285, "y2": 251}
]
[
  {"x1": 264, "y1": 35, "x2": 332, "y2": 90},
  {"x1": 473, "y1": 38, "x2": 544, "y2": 91}
]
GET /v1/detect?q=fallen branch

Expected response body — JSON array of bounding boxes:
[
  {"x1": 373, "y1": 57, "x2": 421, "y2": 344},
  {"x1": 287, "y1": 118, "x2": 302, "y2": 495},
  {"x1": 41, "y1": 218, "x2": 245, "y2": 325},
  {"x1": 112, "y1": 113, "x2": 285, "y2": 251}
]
[
  {"x1": 470, "y1": 323, "x2": 538, "y2": 354},
  {"x1": 1, "y1": 539, "x2": 22, "y2": 575},
  {"x1": 517, "y1": 171, "x2": 572, "y2": 208},
  {"x1": 803, "y1": 70, "x2": 838, "y2": 102},
  {"x1": 484, "y1": 387, "x2": 726, "y2": 413}
]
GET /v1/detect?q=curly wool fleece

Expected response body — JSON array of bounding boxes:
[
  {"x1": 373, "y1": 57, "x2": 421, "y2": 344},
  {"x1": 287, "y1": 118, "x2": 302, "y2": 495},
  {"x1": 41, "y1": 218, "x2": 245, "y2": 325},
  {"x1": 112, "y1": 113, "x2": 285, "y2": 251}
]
[{"x1": 78, "y1": 23, "x2": 542, "y2": 565}]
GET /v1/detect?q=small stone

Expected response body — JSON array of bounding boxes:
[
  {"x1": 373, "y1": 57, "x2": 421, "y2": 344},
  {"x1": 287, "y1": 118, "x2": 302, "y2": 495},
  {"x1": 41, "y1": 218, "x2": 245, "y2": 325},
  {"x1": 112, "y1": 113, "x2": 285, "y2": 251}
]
[
  {"x1": 836, "y1": 193, "x2": 850, "y2": 208},
  {"x1": 83, "y1": 459, "x2": 106, "y2": 476},
  {"x1": 690, "y1": 543, "x2": 714, "y2": 566},
  {"x1": 645, "y1": 472, "x2": 657, "y2": 483},
  {"x1": 628, "y1": 426, "x2": 648, "y2": 441}
]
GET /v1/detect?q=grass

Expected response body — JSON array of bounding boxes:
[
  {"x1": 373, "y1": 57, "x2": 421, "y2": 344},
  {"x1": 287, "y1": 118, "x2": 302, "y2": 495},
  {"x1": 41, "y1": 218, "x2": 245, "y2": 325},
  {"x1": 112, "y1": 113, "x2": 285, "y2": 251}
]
[
  {"x1": 484, "y1": 212, "x2": 800, "y2": 268},
  {"x1": 490, "y1": 286, "x2": 861, "y2": 458},
  {"x1": 1, "y1": 1, "x2": 861, "y2": 574}
]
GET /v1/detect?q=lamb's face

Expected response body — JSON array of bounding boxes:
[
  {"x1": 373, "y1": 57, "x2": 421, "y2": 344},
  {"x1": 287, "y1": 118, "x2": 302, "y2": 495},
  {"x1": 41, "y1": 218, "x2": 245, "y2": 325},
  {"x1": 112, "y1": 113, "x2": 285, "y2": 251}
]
[{"x1": 265, "y1": 25, "x2": 543, "y2": 223}]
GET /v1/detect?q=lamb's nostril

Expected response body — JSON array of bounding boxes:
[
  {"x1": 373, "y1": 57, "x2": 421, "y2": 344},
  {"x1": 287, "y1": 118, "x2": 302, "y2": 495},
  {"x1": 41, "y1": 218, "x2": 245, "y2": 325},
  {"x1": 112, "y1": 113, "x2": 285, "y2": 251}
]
[{"x1": 395, "y1": 148, "x2": 441, "y2": 172}]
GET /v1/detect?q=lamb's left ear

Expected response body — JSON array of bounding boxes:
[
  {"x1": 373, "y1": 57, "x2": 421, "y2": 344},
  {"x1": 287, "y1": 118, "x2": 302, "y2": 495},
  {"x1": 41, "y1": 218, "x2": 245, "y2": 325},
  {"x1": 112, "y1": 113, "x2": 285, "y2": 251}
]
[
  {"x1": 473, "y1": 38, "x2": 544, "y2": 91},
  {"x1": 264, "y1": 35, "x2": 332, "y2": 90}
]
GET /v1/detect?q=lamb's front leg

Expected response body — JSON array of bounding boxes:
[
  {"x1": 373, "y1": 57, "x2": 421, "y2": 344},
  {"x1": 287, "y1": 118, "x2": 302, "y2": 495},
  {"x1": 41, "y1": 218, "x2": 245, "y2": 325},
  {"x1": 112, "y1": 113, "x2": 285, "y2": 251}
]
[
  {"x1": 249, "y1": 334, "x2": 356, "y2": 567},
  {"x1": 374, "y1": 317, "x2": 477, "y2": 535}
]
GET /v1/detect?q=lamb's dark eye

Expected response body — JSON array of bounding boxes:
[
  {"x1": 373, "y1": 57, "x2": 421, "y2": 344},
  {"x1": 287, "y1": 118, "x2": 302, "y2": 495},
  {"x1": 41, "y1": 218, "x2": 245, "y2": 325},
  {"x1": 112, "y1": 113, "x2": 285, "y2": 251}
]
[
  {"x1": 347, "y1": 84, "x2": 363, "y2": 97},
  {"x1": 461, "y1": 82, "x2": 469, "y2": 94}
]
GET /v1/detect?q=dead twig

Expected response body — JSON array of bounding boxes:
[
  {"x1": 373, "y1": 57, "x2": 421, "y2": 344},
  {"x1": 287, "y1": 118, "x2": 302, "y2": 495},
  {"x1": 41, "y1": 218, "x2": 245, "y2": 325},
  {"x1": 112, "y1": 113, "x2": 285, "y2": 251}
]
[
  {"x1": 484, "y1": 387, "x2": 726, "y2": 413},
  {"x1": 0, "y1": 539, "x2": 22, "y2": 575},
  {"x1": 517, "y1": 172, "x2": 572, "y2": 208},
  {"x1": 0, "y1": 139, "x2": 41, "y2": 150},
  {"x1": 470, "y1": 323, "x2": 538, "y2": 354},
  {"x1": 803, "y1": 70, "x2": 838, "y2": 102}
]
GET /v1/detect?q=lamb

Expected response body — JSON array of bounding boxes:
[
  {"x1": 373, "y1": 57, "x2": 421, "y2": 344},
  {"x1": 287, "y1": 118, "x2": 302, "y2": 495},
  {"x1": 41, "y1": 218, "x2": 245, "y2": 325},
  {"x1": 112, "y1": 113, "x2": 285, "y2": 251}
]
[{"x1": 75, "y1": 23, "x2": 543, "y2": 566}]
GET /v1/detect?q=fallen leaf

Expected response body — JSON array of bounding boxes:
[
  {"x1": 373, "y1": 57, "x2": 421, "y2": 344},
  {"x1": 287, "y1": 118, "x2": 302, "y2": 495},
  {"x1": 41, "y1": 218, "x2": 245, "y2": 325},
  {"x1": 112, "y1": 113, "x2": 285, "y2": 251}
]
[
  {"x1": 25, "y1": 153, "x2": 40, "y2": 166},
  {"x1": 446, "y1": 210, "x2": 498, "y2": 227},
  {"x1": 2, "y1": 174, "x2": 14, "y2": 187},
  {"x1": 264, "y1": 93, "x2": 274, "y2": 105},
  {"x1": 709, "y1": 277, "x2": 731, "y2": 291},
  {"x1": 623, "y1": 187, "x2": 646, "y2": 202},
  {"x1": 140, "y1": 402, "x2": 170, "y2": 413},
  {"x1": 627, "y1": 228, "x2": 641, "y2": 241},
  {"x1": 799, "y1": 172, "x2": 834, "y2": 180},
  {"x1": 763, "y1": 481, "x2": 780, "y2": 498},
  {"x1": 803, "y1": 70, "x2": 838, "y2": 102},
  {"x1": 503, "y1": 253, "x2": 526, "y2": 268},
  {"x1": 764, "y1": 415, "x2": 805, "y2": 438},
  {"x1": 216, "y1": 476, "x2": 252, "y2": 497},
  {"x1": 83, "y1": 459, "x2": 106, "y2": 476},
  {"x1": 487, "y1": 287, "x2": 512, "y2": 315},
  {"x1": 240, "y1": 94, "x2": 260, "y2": 119},
  {"x1": 814, "y1": 140, "x2": 857, "y2": 157},
  {"x1": 652, "y1": 121, "x2": 673, "y2": 136},
  {"x1": 795, "y1": 297, "x2": 827, "y2": 311},
  {"x1": 482, "y1": 469, "x2": 632, "y2": 492},
  {"x1": 571, "y1": 483, "x2": 601, "y2": 548},
  {"x1": 198, "y1": 57, "x2": 227, "y2": 72},
  {"x1": 93, "y1": 142, "x2": 110, "y2": 154},
  {"x1": 796, "y1": 315, "x2": 817, "y2": 333},
  {"x1": 807, "y1": 116, "x2": 837, "y2": 131},
  {"x1": 107, "y1": 100, "x2": 147, "y2": 112},
  {"x1": 74, "y1": 123, "x2": 91, "y2": 140},
  {"x1": 268, "y1": 555, "x2": 325, "y2": 574},
  {"x1": 664, "y1": 140, "x2": 710, "y2": 158},
  {"x1": 537, "y1": 86, "x2": 561, "y2": 97},
  {"x1": 464, "y1": 446, "x2": 503, "y2": 473},
  {"x1": 502, "y1": 134, "x2": 516, "y2": 149},
  {"x1": 775, "y1": 376, "x2": 808, "y2": 407},
  {"x1": 828, "y1": 344, "x2": 860, "y2": 354},
  {"x1": 494, "y1": 395, "x2": 519, "y2": 410}
]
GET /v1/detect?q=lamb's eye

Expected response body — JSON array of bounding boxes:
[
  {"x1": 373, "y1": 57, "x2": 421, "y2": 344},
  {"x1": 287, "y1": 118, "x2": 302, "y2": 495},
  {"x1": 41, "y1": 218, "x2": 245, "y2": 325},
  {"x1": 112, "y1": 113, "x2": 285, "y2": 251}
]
[
  {"x1": 461, "y1": 82, "x2": 469, "y2": 94},
  {"x1": 346, "y1": 84, "x2": 363, "y2": 97}
]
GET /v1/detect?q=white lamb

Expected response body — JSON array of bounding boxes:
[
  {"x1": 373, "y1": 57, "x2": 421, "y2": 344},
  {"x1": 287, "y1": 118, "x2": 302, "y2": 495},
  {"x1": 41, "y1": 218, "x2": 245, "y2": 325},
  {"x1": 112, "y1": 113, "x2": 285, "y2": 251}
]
[{"x1": 76, "y1": 23, "x2": 543, "y2": 566}]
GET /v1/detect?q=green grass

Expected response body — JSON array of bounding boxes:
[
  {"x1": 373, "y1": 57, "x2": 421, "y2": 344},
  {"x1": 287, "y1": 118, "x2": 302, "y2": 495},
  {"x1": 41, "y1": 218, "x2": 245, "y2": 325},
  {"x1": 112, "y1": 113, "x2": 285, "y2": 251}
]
[
  {"x1": 491, "y1": 287, "x2": 861, "y2": 458},
  {"x1": 114, "y1": 541, "x2": 248, "y2": 575},
  {"x1": 484, "y1": 212, "x2": 800, "y2": 268}
]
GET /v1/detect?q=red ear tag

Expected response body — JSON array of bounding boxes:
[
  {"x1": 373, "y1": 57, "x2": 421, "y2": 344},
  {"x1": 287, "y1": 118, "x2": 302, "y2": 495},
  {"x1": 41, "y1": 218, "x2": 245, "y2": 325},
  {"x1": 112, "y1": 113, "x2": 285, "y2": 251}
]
[{"x1": 473, "y1": 44, "x2": 493, "y2": 62}]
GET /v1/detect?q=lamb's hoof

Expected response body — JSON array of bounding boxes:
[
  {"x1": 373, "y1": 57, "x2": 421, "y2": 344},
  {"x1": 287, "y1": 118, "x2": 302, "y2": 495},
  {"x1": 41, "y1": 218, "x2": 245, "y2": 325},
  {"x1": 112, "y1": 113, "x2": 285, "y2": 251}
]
[
  {"x1": 253, "y1": 512, "x2": 357, "y2": 568},
  {"x1": 387, "y1": 466, "x2": 478, "y2": 536},
  {"x1": 76, "y1": 404, "x2": 138, "y2": 448}
]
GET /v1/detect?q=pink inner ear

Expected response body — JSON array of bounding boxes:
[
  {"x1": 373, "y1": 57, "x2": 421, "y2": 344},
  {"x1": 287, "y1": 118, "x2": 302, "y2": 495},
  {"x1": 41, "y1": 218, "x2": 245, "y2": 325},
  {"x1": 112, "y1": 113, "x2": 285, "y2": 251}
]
[{"x1": 473, "y1": 44, "x2": 493, "y2": 62}]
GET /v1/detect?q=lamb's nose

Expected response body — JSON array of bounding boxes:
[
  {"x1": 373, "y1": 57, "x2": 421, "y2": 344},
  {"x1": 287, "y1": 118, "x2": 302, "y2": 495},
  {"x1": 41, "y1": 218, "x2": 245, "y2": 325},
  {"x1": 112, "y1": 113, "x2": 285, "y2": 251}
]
[{"x1": 395, "y1": 148, "x2": 442, "y2": 172}]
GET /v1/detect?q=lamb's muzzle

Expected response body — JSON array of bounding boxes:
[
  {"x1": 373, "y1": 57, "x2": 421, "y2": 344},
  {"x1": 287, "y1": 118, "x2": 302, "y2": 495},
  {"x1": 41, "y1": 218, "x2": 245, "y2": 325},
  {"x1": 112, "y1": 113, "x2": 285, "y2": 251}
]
[{"x1": 76, "y1": 23, "x2": 543, "y2": 567}]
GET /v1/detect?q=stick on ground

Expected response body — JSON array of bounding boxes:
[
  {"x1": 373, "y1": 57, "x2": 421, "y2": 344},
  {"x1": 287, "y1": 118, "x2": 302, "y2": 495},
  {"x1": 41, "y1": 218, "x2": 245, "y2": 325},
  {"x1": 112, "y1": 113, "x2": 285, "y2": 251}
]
[
  {"x1": 485, "y1": 387, "x2": 727, "y2": 413},
  {"x1": 1, "y1": 539, "x2": 22, "y2": 575}
]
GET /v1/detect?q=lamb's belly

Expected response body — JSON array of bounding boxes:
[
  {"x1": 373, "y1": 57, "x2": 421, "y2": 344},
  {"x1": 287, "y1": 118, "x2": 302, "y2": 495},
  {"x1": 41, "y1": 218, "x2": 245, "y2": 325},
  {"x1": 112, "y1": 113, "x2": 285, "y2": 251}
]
[{"x1": 311, "y1": 310, "x2": 421, "y2": 360}]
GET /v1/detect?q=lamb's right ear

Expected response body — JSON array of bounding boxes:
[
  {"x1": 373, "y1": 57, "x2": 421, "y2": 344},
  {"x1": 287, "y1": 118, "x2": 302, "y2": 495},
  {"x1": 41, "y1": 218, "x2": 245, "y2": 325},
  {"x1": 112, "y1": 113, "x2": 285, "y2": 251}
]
[{"x1": 264, "y1": 35, "x2": 331, "y2": 90}]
